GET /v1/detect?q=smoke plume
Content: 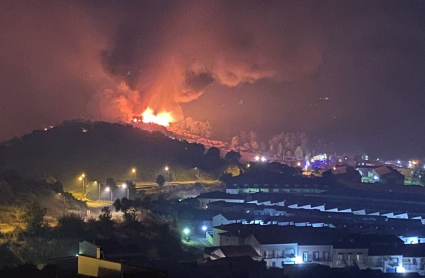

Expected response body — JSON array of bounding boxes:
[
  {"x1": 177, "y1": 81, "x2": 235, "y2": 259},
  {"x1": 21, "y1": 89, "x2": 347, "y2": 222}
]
[{"x1": 0, "y1": 0, "x2": 322, "y2": 139}]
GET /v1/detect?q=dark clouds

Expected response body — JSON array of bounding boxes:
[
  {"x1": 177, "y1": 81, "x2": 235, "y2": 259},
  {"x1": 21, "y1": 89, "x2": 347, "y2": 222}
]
[{"x1": 1, "y1": 0, "x2": 425, "y2": 158}]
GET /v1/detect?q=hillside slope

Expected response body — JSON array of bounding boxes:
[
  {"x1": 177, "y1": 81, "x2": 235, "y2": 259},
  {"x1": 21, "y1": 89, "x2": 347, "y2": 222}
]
[{"x1": 0, "y1": 120, "x2": 223, "y2": 188}]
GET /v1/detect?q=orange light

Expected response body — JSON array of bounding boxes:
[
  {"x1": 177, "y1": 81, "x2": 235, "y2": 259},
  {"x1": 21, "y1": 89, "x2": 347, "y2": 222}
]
[{"x1": 141, "y1": 107, "x2": 173, "y2": 126}]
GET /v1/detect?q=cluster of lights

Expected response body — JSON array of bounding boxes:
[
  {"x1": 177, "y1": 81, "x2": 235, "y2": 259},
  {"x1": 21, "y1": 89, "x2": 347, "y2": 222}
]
[
  {"x1": 255, "y1": 156, "x2": 267, "y2": 162},
  {"x1": 78, "y1": 173, "x2": 85, "y2": 181}
]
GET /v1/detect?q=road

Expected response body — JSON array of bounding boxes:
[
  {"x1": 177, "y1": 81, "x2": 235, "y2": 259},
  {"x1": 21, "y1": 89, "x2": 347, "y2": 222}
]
[
  {"x1": 67, "y1": 190, "x2": 113, "y2": 208},
  {"x1": 182, "y1": 235, "x2": 212, "y2": 249},
  {"x1": 135, "y1": 180, "x2": 219, "y2": 189}
]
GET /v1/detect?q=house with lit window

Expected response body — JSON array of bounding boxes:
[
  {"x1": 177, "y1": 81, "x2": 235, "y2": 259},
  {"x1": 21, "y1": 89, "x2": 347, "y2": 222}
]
[
  {"x1": 297, "y1": 242, "x2": 333, "y2": 267},
  {"x1": 372, "y1": 166, "x2": 405, "y2": 185},
  {"x1": 357, "y1": 166, "x2": 404, "y2": 184}
]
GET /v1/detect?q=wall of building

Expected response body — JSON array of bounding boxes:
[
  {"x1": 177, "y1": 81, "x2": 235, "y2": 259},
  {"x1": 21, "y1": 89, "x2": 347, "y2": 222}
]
[
  {"x1": 403, "y1": 257, "x2": 425, "y2": 273},
  {"x1": 244, "y1": 235, "x2": 261, "y2": 255},
  {"x1": 332, "y1": 248, "x2": 368, "y2": 269},
  {"x1": 297, "y1": 245, "x2": 332, "y2": 266},
  {"x1": 368, "y1": 255, "x2": 403, "y2": 273},
  {"x1": 78, "y1": 255, "x2": 122, "y2": 278},
  {"x1": 260, "y1": 243, "x2": 298, "y2": 268}
]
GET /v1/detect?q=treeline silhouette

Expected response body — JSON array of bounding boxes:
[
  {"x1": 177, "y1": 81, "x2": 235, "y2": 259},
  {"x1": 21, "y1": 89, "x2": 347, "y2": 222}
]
[{"x1": 0, "y1": 120, "x2": 229, "y2": 186}]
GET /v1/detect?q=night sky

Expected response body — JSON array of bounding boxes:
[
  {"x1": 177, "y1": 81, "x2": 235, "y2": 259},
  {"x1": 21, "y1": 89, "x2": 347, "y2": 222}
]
[{"x1": 1, "y1": 0, "x2": 425, "y2": 159}]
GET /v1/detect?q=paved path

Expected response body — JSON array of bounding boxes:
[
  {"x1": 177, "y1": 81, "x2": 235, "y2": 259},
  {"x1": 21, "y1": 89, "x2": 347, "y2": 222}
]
[{"x1": 182, "y1": 235, "x2": 213, "y2": 249}]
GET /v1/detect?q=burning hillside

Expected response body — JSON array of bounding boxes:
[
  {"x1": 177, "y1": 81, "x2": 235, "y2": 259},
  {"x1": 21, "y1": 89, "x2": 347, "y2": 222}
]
[{"x1": 132, "y1": 107, "x2": 175, "y2": 127}]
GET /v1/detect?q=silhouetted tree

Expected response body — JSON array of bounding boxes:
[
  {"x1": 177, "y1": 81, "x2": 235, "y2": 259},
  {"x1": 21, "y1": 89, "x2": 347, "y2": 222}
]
[
  {"x1": 16, "y1": 202, "x2": 47, "y2": 234},
  {"x1": 225, "y1": 150, "x2": 241, "y2": 165},
  {"x1": 113, "y1": 197, "x2": 138, "y2": 222},
  {"x1": 56, "y1": 213, "x2": 85, "y2": 238},
  {"x1": 97, "y1": 207, "x2": 114, "y2": 235},
  {"x1": 156, "y1": 175, "x2": 166, "y2": 186},
  {"x1": 105, "y1": 178, "x2": 117, "y2": 190},
  {"x1": 98, "y1": 206, "x2": 112, "y2": 222}
]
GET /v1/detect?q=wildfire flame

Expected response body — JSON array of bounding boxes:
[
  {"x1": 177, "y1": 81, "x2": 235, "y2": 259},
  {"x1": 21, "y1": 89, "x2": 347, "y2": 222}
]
[{"x1": 140, "y1": 107, "x2": 174, "y2": 126}]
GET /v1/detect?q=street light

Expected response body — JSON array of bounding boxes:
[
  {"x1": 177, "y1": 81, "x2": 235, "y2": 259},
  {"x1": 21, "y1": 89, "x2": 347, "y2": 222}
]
[
  {"x1": 165, "y1": 166, "x2": 170, "y2": 181},
  {"x1": 78, "y1": 174, "x2": 86, "y2": 200},
  {"x1": 122, "y1": 183, "x2": 129, "y2": 199},
  {"x1": 131, "y1": 168, "x2": 137, "y2": 181},
  {"x1": 202, "y1": 225, "x2": 207, "y2": 232},
  {"x1": 95, "y1": 181, "x2": 100, "y2": 202},
  {"x1": 105, "y1": 186, "x2": 113, "y2": 201},
  {"x1": 183, "y1": 228, "x2": 190, "y2": 236}
]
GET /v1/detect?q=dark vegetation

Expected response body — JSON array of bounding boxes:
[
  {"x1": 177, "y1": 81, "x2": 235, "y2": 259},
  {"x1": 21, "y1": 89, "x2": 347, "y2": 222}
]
[
  {"x1": 0, "y1": 120, "x2": 237, "y2": 187},
  {"x1": 0, "y1": 171, "x2": 86, "y2": 223},
  {"x1": 1, "y1": 194, "x2": 202, "y2": 267}
]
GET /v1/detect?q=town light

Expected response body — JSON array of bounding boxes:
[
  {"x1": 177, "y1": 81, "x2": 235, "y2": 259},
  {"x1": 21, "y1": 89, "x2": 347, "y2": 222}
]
[
  {"x1": 247, "y1": 163, "x2": 250, "y2": 168},
  {"x1": 297, "y1": 162, "x2": 301, "y2": 167},
  {"x1": 202, "y1": 225, "x2": 207, "y2": 232},
  {"x1": 105, "y1": 186, "x2": 110, "y2": 192},
  {"x1": 261, "y1": 156, "x2": 267, "y2": 162},
  {"x1": 131, "y1": 168, "x2": 137, "y2": 182},
  {"x1": 255, "y1": 156, "x2": 260, "y2": 161},
  {"x1": 396, "y1": 266, "x2": 406, "y2": 273},
  {"x1": 165, "y1": 166, "x2": 169, "y2": 171},
  {"x1": 295, "y1": 256, "x2": 303, "y2": 264},
  {"x1": 374, "y1": 175, "x2": 379, "y2": 180},
  {"x1": 81, "y1": 173, "x2": 85, "y2": 178},
  {"x1": 183, "y1": 228, "x2": 190, "y2": 235},
  {"x1": 122, "y1": 183, "x2": 129, "y2": 198},
  {"x1": 78, "y1": 176, "x2": 83, "y2": 181}
]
